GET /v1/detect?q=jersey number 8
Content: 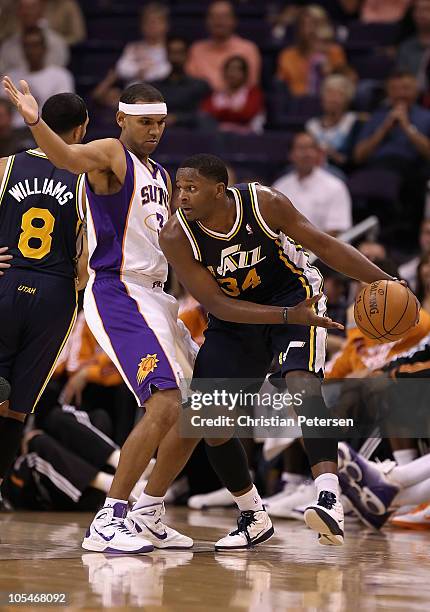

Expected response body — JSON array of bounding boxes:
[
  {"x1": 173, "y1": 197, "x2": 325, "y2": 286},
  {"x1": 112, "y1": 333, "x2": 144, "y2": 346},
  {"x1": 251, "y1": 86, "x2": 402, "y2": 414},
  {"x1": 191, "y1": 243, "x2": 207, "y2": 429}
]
[{"x1": 18, "y1": 207, "x2": 55, "y2": 260}]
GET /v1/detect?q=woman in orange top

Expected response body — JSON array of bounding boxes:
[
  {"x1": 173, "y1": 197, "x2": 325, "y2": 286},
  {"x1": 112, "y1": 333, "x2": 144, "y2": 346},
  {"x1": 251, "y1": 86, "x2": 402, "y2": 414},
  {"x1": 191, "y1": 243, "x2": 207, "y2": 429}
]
[{"x1": 277, "y1": 5, "x2": 351, "y2": 96}]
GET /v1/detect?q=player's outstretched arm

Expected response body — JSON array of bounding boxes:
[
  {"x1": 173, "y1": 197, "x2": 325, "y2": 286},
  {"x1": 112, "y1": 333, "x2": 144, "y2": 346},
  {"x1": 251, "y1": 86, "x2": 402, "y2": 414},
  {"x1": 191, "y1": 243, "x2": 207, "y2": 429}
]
[
  {"x1": 2, "y1": 77, "x2": 122, "y2": 175},
  {"x1": 258, "y1": 185, "x2": 397, "y2": 285},
  {"x1": 160, "y1": 217, "x2": 343, "y2": 329}
]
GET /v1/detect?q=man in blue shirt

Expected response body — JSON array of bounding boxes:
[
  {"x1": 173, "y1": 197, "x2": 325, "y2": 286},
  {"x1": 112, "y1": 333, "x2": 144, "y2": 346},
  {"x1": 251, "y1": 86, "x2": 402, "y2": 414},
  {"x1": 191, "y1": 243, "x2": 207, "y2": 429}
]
[{"x1": 354, "y1": 70, "x2": 430, "y2": 247}]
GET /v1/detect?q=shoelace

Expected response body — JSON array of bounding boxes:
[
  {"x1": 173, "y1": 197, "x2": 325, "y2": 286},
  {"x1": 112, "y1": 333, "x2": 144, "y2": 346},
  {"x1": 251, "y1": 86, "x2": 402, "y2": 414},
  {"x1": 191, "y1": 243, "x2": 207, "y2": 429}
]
[
  {"x1": 109, "y1": 518, "x2": 135, "y2": 535},
  {"x1": 230, "y1": 511, "x2": 258, "y2": 546},
  {"x1": 318, "y1": 491, "x2": 337, "y2": 510}
]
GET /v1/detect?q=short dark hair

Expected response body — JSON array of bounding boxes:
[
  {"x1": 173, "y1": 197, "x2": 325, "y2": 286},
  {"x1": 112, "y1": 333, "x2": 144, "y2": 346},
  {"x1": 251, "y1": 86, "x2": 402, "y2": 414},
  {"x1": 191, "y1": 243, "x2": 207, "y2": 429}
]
[
  {"x1": 387, "y1": 69, "x2": 416, "y2": 82},
  {"x1": 0, "y1": 99, "x2": 13, "y2": 115},
  {"x1": 120, "y1": 83, "x2": 164, "y2": 104},
  {"x1": 167, "y1": 34, "x2": 189, "y2": 49},
  {"x1": 41, "y1": 93, "x2": 87, "y2": 135},
  {"x1": 223, "y1": 55, "x2": 249, "y2": 76},
  {"x1": 179, "y1": 154, "x2": 229, "y2": 186}
]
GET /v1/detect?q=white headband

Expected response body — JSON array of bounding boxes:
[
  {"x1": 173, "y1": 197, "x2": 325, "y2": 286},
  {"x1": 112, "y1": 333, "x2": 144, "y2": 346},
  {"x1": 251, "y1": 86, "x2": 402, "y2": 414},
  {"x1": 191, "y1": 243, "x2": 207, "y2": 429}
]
[{"x1": 118, "y1": 101, "x2": 167, "y2": 116}]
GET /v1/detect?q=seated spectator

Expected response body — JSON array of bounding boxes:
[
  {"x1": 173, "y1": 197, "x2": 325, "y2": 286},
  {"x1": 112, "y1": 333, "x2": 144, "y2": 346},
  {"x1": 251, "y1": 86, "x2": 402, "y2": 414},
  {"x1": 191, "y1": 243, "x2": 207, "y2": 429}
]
[
  {"x1": 151, "y1": 37, "x2": 210, "y2": 129},
  {"x1": 397, "y1": 0, "x2": 430, "y2": 78},
  {"x1": 354, "y1": 70, "x2": 430, "y2": 234},
  {"x1": 272, "y1": 132, "x2": 352, "y2": 235},
  {"x1": 1, "y1": 405, "x2": 136, "y2": 512},
  {"x1": 186, "y1": 0, "x2": 261, "y2": 92},
  {"x1": 202, "y1": 56, "x2": 265, "y2": 134},
  {"x1": 306, "y1": 74, "x2": 361, "y2": 168},
  {"x1": 44, "y1": 0, "x2": 86, "y2": 45},
  {"x1": 0, "y1": 0, "x2": 69, "y2": 74},
  {"x1": 6, "y1": 27, "x2": 74, "y2": 128},
  {"x1": 276, "y1": 5, "x2": 350, "y2": 96},
  {"x1": 361, "y1": 0, "x2": 412, "y2": 23},
  {"x1": 399, "y1": 219, "x2": 430, "y2": 290},
  {"x1": 116, "y1": 2, "x2": 170, "y2": 86},
  {"x1": 0, "y1": 99, "x2": 33, "y2": 157},
  {"x1": 416, "y1": 252, "x2": 430, "y2": 311}
]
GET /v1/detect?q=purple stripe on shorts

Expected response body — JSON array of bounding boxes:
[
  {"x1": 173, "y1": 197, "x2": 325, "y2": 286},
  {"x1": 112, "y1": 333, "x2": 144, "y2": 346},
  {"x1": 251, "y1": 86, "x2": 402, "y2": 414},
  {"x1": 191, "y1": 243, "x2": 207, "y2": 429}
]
[
  {"x1": 91, "y1": 277, "x2": 178, "y2": 405},
  {"x1": 86, "y1": 144, "x2": 135, "y2": 272}
]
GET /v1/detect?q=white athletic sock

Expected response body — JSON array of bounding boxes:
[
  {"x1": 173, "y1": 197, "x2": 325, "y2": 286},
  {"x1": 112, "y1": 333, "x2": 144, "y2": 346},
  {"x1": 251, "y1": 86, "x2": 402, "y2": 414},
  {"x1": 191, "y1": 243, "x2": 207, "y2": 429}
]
[
  {"x1": 393, "y1": 476, "x2": 430, "y2": 508},
  {"x1": 91, "y1": 472, "x2": 114, "y2": 493},
  {"x1": 134, "y1": 491, "x2": 164, "y2": 510},
  {"x1": 315, "y1": 473, "x2": 339, "y2": 497},
  {"x1": 393, "y1": 449, "x2": 418, "y2": 466},
  {"x1": 391, "y1": 454, "x2": 430, "y2": 488},
  {"x1": 234, "y1": 484, "x2": 264, "y2": 512},
  {"x1": 107, "y1": 449, "x2": 121, "y2": 469},
  {"x1": 104, "y1": 496, "x2": 127, "y2": 507}
]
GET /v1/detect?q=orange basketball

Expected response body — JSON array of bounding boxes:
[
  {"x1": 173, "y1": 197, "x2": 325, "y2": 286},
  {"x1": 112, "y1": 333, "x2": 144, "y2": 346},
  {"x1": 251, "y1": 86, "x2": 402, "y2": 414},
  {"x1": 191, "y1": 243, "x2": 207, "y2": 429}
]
[{"x1": 354, "y1": 280, "x2": 419, "y2": 343}]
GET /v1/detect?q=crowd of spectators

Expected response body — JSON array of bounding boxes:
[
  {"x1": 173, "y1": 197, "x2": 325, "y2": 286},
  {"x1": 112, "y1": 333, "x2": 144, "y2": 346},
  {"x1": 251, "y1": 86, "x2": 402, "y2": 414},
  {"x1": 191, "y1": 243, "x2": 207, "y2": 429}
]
[{"x1": 2, "y1": 0, "x2": 430, "y2": 519}]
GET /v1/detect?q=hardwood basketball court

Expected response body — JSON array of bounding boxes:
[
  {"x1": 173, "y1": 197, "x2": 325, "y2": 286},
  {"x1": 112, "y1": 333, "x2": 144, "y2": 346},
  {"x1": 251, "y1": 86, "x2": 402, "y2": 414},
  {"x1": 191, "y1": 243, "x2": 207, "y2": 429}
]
[{"x1": 0, "y1": 508, "x2": 429, "y2": 610}]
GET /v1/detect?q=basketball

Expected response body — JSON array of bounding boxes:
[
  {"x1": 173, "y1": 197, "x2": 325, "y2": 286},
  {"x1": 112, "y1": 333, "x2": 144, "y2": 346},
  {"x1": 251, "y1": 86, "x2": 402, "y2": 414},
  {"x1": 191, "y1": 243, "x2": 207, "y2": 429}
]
[{"x1": 354, "y1": 280, "x2": 419, "y2": 343}]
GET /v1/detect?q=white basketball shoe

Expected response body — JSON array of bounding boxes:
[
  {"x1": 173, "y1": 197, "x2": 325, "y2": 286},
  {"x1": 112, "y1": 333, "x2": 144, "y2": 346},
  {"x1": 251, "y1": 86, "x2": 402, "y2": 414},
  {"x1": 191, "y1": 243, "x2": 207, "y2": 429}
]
[
  {"x1": 215, "y1": 508, "x2": 274, "y2": 550},
  {"x1": 82, "y1": 502, "x2": 153, "y2": 553},
  {"x1": 304, "y1": 491, "x2": 345, "y2": 546},
  {"x1": 127, "y1": 502, "x2": 193, "y2": 549}
]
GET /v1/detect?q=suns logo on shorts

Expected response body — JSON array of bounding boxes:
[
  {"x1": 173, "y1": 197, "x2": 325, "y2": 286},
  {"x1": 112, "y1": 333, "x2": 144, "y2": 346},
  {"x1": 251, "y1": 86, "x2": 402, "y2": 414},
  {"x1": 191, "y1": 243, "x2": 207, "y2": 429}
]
[{"x1": 137, "y1": 354, "x2": 159, "y2": 384}]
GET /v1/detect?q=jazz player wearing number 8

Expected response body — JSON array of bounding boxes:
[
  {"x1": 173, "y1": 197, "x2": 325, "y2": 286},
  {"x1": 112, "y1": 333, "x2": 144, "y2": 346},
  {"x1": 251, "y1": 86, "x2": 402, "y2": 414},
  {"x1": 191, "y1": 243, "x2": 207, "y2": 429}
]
[
  {"x1": 160, "y1": 154, "x2": 401, "y2": 547},
  {"x1": 0, "y1": 93, "x2": 88, "y2": 486}
]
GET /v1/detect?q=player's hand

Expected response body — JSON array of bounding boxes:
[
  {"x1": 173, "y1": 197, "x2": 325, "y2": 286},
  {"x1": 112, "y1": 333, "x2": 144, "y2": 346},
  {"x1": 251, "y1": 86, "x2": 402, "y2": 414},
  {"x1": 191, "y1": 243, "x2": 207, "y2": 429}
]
[
  {"x1": 0, "y1": 246, "x2": 12, "y2": 275},
  {"x1": 59, "y1": 368, "x2": 89, "y2": 407},
  {"x1": 2, "y1": 76, "x2": 39, "y2": 124},
  {"x1": 287, "y1": 293, "x2": 344, "y2": 330}
]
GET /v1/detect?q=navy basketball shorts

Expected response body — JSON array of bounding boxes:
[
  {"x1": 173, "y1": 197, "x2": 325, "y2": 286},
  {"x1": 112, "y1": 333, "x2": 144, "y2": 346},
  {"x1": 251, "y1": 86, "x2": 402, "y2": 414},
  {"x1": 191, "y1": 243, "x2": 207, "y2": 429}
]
[
  {"x1": 0, "y1": 269, "x2": 77, "y2": 414},
  {"x1": 192, "y1": 294, "x2": 327, "y2": 384}
]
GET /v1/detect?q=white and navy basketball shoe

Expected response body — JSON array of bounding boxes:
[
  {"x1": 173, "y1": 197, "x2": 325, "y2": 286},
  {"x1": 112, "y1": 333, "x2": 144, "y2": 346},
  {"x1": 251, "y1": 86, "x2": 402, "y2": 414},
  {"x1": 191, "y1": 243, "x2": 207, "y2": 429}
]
[
  {"x1": 215, "y1": 508, "x2": 274, "y2": 550},
  {"x1": 304, "y1": 491, "x2": 345, "y2": 546},
  {"x1": 126, "y1": 502, "x2": 193, "y2": 549},
  {"x1": 82, "y1": 502, "x2": 153, "y2": 553}
]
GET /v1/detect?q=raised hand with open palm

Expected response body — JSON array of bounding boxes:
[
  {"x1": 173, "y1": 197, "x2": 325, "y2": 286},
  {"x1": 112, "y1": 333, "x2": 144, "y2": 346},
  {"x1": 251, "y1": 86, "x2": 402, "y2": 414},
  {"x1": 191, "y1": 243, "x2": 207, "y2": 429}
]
[{"x1": 2, "y1": 76, "x2": 39, "y2": 125}]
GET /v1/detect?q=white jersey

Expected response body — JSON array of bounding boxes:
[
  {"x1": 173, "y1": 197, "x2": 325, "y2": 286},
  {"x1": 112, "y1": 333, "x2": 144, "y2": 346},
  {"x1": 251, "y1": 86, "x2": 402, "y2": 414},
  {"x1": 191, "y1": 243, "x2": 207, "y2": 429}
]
[{"x1": 85, "y1": 145, "x2": 169, "y2": 283}]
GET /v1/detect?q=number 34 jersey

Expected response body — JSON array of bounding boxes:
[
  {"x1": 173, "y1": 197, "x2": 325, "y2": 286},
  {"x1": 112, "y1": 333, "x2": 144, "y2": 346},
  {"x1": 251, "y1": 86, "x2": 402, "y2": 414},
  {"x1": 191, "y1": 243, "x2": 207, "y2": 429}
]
[
  {"x1": 0, "y1": 149, "x2": 84, "y2": 279},
  {"x1": 177, "y1": 182, "x2": 324, "y2": 307}
]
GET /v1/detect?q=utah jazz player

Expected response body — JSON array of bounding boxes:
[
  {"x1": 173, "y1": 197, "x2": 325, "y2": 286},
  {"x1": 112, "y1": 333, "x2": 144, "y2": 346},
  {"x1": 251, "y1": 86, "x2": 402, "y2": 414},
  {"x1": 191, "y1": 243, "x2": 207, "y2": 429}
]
[
  {"x1": 0, "y1": 93, "x2": 88, "y2": 487},
  {"x1": 159, "y1": 154, "x2": 398, "y2": 548}
]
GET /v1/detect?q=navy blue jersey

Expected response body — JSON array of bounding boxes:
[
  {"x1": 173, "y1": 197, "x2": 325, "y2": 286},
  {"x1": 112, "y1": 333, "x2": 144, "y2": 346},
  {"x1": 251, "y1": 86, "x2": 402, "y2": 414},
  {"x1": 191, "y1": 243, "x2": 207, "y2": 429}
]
[
  {"x1": 176, "y1": 182, "x2": 324, "y2": 306},
  {"x1": 0, "y1": 149, "x2": 84, "y2": 279}
]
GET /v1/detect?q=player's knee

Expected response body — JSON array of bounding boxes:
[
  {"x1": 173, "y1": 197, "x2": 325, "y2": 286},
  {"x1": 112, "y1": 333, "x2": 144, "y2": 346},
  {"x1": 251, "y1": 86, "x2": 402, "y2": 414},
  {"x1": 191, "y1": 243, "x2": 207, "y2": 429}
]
[
  {"x1": 145, "y1": 388, "x2": 181, "y2": 432},
  {"x1": 0, "y1": 415, "x2": 26, "y2": 478},
  {"x1": 285, "y1": 370, "x2": 321, "y2": 398}
]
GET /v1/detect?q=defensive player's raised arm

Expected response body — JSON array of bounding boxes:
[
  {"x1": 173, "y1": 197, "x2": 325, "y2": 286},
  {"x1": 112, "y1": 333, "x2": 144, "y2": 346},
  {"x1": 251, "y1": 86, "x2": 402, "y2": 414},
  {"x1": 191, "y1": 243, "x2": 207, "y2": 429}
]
[
  {"x1": 257, "y1": 184, "x2": 396, "y2": 285},
  {"x1": 2, "y1": 77, "x2": 121, "y2": 176},
  {"x1": 159, "y1": 216, "x2": 343, "y2": 329}
]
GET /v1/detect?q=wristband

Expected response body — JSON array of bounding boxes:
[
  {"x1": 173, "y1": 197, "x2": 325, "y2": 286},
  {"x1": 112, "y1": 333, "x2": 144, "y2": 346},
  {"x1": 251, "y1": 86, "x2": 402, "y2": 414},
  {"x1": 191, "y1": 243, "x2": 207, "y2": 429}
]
[
  {"x1": 25, "y1": 113, "x2": 40, "y2": 127},
  {"x1": 283, "y1": 307, "x2": 289, "y2": 324}
]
